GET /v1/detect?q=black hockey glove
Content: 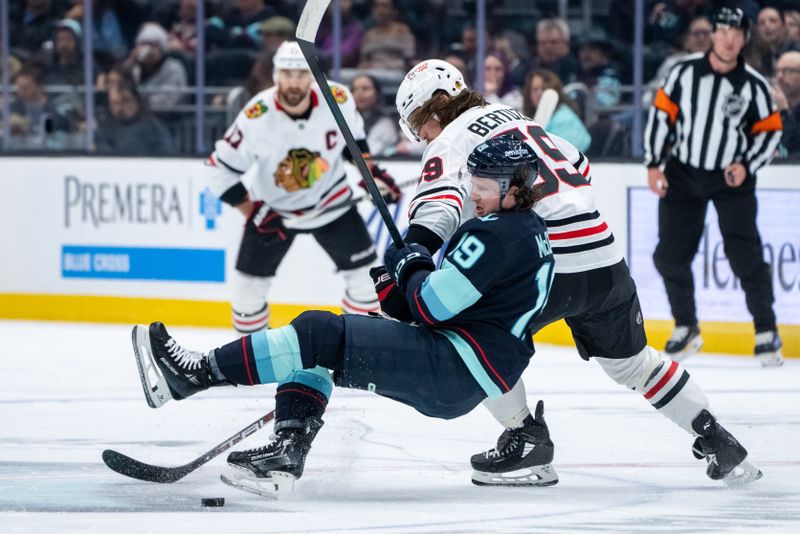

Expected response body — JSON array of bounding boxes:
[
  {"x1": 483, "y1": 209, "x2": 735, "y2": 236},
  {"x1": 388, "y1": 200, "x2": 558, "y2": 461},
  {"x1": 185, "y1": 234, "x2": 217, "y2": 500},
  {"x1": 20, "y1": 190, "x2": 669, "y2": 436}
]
[
  {"x1": 246, "y1": 201, "x2": 287, "y2": 243},
  {"x1": 360, "y1": 165, "x2": 402, "y2": 204},
  {"x1": 383, "y1": 243, "x2": 435, "y2": 292},
  {"x1": 369, "y1": 265, "x2": 413, "y2": 321}
]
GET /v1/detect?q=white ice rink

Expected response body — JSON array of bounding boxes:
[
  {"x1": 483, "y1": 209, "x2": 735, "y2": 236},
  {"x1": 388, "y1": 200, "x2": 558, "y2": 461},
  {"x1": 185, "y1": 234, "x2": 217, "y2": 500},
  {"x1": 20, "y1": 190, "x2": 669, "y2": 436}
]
[{"x1": 1, "y1": 320, "x2": 799, "y2": 533}]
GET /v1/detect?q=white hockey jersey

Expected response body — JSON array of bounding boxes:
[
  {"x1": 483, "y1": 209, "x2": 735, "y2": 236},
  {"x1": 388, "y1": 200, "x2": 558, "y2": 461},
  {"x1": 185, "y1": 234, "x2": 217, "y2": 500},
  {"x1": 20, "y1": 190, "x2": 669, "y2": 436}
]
[
  {"x1": 204, "y1": 82, "x2": 366, "y2": 229},
  {"x1": 410, "y1": 102, "x2": 623, "y2": 274}
]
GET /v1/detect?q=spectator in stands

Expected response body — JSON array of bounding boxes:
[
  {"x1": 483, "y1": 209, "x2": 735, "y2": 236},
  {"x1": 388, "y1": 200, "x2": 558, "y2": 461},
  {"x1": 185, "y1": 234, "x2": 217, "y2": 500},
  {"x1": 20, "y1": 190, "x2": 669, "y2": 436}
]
[
  {"x1": 359, "y1": 0, "x2": 415, "y2": 72},
  {"x1": 523, "y1": 69, "x2": 591, "y2": 152},
  {"x1": 43, "y1": 19, "x2": 89, "y2": 86},
  {"x1": 482, "y1": 53, "x2": 523, "y2": 111},
  {"x1": 747, "y1": 6, "x2": 799, "y2": 78},
  {"x1": 493, "y1": 31, "x2": 531, "y2": 89},
  {"x1": 773, "y1": 50, "x2": 800, "y2": 156},
  {"x1": 223, "y1": 0, "x2": 277, "y2": 49},
  {"x1": 316, "y1": 0, "x2": 364, "y2": 69},
  {"x1": 162, "y1": 0, "x2": 201, "y2": 55},
  {"x1": 65, "y1": 0, "x2": 129, "y2": 63},
  {"x1": 643, "y1": 15, "x2": 712, "y2": 107},
  {"x1": 215, "y1": 53, "x2": 274, "y2": 124},
  {"x1": 96, "y1": 82, "x2": 175, "y2": 155},
  {"x1": 532, "y1": 18, "x2": 578, "y2": 85},
  {"x1": 0, "y1": 43, "x2": 22, "y2": 82},
  {"x1": 124, "y1": 23, "x2": 188, "y2": 109},
  {"x1": 786, "y1": 10, "x2": 800, "y2": 48},
  {"x1": 7, "y1": 65, "x2": 72, "y2": 150},
  {"x1": 350, "y1": 74, "x2": 398, "y2": 157},
  {"x1": 576, "y1": 30, "x2": 622, "y2": 111},
  {"x1": 645, "y1": 0, "x2": 710, "y2": 48},
  {"x1": 11, "y1": 0, "x2": 58, "y2": 55},
  {"x1": 259, "y1": 16, "x2": 295, "y2": 55}
]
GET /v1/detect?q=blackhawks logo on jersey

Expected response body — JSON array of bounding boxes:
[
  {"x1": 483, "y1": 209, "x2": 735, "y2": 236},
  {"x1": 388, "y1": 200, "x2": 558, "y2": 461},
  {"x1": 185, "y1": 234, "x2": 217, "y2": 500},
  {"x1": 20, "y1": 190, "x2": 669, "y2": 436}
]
[
  {"x1": 245, "y1": 100, "x2": 268, "y2": 119},
  {"x1": 274, "y1": 148, "x2": 331, "y2": 192},
  {"x1": 331, "y1": 86, "x2": 348, "y2": 104}
]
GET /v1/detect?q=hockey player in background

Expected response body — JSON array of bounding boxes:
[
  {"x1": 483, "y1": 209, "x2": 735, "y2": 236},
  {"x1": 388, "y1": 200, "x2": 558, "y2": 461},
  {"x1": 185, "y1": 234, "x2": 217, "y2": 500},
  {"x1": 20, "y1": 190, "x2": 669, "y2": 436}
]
[
  {"x1": 131, "y1": 137, "x2": 559, "y2": 496},
  {"x1": 379, "y1": 58, "x2": 762, "y2": 486},
  {"x1": 203, "y1": 40, "x2": 401, "y2": 334}
]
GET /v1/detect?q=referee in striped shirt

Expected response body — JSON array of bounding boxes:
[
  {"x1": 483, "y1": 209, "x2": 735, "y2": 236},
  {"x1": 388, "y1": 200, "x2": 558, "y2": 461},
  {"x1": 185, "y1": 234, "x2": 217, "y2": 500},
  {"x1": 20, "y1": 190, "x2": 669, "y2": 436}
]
[{"x1": 644, "y1": 7, "x2": 784, "y2": 367}]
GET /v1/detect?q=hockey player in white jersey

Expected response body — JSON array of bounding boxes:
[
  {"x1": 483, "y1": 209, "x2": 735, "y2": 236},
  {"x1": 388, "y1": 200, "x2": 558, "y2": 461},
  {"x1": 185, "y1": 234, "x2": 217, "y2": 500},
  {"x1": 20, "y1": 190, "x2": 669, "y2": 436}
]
[
  {"x1": 374, "y1": 59, "x2": 761, "y2": 487},
  {"x1": 204, "y1": 41, "x2": 401, "y2": 333}
]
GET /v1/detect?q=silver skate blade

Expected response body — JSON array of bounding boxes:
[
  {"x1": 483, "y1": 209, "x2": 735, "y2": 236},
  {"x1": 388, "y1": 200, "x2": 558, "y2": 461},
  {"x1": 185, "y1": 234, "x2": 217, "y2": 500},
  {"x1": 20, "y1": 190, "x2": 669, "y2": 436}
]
[
  {"x1": 220, "y1": 468, "x2": 295, "y2": 498},
  {"x1": 723, "y1": 458, "x2": 763, "y2": 487},
  {"x1": 669, "y1": 336, "x2": 704, "y2": 362},
  {"x1": 757, "y1": 351, "x2": 785, "y2": 368},
  {"x1": 472, "y1": 464, "x2": 559, "y2": 487},
  {"x1": 131, "y1": 325, "x2": 172, "y2": 409}
]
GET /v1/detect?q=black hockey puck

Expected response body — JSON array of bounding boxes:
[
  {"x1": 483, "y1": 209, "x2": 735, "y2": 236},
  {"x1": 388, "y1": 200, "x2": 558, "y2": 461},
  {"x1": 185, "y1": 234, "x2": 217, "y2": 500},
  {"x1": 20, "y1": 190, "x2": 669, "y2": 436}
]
[{"x1": 201, "y1": 497, "x2": 225, "y2": 507}]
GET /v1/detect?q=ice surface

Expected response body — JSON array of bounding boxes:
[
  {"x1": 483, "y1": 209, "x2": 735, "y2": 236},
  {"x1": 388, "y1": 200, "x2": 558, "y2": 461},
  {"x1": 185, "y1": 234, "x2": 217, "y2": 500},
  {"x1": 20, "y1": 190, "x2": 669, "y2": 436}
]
[{"x1": 1, "y1": 320, "x2": 799, "y2": 533}]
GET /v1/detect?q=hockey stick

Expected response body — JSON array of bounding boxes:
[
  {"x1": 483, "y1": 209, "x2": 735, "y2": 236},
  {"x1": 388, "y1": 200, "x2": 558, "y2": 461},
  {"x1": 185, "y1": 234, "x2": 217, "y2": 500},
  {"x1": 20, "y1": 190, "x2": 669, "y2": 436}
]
[
  {"x1": 296, "y1": 0, "x2": 405, "y2": 247},
  {"x1": 533, "y1": 88, "x2": 559, "y2": 128},
  {"x1": 102, "y1": 410, "x2": 275, "y2": 483}
]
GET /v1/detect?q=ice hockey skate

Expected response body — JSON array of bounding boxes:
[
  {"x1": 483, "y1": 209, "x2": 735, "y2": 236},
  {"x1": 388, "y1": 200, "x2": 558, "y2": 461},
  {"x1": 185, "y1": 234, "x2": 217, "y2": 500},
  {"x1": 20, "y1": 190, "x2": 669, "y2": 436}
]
[
  {"x1": 222, "y1": 417, "x2": 324, "y2": 497},
  {"x1": 691, "y1": 409, "x2": 762, "y2": 486},
  {"x1": 131, "y1": 322, "x2": 223, "y2": 409},
  {"x1": 754, "y1": 331, "x2": 784, "y2": 367},
  {"x1": 664, "y1": 325, "x2": 703, "y2": 362},
  {"x1": 471, "y1": 400, "x2": 558, "y2": 487}
]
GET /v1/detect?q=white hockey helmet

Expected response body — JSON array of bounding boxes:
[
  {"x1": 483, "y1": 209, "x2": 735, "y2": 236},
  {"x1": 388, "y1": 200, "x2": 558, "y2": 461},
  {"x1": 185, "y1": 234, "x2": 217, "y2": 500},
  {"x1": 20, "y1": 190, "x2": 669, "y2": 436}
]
[
  {"x1": 395, "y1": 59, "x2": 467, "y2": 142},
  {"x1": 273, "y1": 41, "x2": 310, "y2": 74}
]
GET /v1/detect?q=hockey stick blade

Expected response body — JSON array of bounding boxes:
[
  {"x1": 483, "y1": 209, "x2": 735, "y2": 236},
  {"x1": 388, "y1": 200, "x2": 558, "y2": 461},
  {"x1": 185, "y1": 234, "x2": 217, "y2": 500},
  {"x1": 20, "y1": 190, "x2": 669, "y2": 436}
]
[
  {"x1": 533, "y1": 88, "x2": 559, "y2": 128},
  {"x1": 103, "y1": 410, "x2": 275, "y2": 483},
  {"x1": 296, "y1": 1, "x2": 404, "y2": 247}
]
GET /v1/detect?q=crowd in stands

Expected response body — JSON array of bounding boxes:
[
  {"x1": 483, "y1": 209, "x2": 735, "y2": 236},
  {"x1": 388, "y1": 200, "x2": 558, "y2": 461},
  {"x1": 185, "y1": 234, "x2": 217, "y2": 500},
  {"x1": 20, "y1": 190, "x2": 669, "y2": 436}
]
[{"x1": 3, "y1": 0, "x2": 800, "y2": 158}]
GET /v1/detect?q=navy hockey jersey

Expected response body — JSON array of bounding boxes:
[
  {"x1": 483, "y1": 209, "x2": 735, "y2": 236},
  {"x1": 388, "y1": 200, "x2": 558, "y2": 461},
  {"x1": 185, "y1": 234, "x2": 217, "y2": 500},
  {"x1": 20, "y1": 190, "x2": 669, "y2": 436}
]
[{"x1": 402, "y1": 209, "x2": 555, "y2": 399}]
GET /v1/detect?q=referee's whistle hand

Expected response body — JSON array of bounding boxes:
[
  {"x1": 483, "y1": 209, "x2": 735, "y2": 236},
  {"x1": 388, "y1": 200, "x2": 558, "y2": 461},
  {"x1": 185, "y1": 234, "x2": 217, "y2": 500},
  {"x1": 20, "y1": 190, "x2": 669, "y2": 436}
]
[
  {"x1": 647, "y1": 167, "x2": 669, "y2": 198},
  {"x1": 724, "y1": 163, "x2": 746, "y2": 188}
]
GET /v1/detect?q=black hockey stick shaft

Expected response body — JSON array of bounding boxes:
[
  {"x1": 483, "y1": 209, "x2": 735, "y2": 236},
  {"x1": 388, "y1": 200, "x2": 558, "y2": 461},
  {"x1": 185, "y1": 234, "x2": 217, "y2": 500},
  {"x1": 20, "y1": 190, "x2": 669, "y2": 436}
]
[
  {"x1": 102, "y1": 410, "x2": 275, "y2": 483},
  {"x1": 295, "y1": 2, "x2": 404, "y2": 247}
]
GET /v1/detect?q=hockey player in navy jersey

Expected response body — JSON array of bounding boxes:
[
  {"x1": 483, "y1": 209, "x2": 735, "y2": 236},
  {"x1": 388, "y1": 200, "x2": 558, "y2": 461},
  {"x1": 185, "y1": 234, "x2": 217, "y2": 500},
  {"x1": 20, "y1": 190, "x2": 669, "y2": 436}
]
[
  {"x1": 130, "y1": 137, "x2": 559, "y2": 496},
  {"x1": 382, "y1": 58, "x2": 762, "y2": 486}
]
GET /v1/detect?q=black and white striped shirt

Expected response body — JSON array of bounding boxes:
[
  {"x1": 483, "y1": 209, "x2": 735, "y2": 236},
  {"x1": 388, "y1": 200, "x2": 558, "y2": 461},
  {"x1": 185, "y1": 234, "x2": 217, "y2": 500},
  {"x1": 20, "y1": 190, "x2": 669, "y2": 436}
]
[{"x1": 644, "y1": 52, "x2": 782, "y2": 174}]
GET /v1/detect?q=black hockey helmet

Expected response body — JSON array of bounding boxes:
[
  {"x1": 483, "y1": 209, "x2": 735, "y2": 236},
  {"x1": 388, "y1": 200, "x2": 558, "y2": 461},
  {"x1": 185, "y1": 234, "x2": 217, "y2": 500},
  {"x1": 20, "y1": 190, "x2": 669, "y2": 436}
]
[
  {"x1": 466, "y1": 135, "x2": 539, "y2": 199},
  {"x1": 712, "y1": 6, "x2": 750, "y2": 40}
]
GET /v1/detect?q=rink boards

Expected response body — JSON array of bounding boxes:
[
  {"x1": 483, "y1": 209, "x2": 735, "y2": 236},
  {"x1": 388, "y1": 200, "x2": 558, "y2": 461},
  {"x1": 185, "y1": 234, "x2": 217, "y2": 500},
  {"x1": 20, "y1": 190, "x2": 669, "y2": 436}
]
[{"x1": 0, "y1": 157, "x2": 798, "y2": 356}]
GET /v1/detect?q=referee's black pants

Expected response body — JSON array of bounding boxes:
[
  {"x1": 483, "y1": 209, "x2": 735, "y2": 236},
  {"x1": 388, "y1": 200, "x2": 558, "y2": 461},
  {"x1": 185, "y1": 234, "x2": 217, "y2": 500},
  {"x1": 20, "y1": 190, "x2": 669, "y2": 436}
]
[{"x1": 652, "y1": 160, "x2": 776, "y2": 332}]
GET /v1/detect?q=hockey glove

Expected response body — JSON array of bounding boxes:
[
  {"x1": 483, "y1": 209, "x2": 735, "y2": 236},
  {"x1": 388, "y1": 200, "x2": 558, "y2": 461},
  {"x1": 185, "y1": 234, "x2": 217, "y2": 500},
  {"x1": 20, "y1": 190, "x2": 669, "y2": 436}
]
[
  {"x1": 383, "y1": 243, "x2": 435, "y2": 293},
  {"x1": 369, "y1": 265, "x2": 413, "y2": 321},
  {"x1": 247, "y1": 201, "x2": 287, "y2": 243},
  {"x1": 360, "y1": 165, "x2": 402, "y2": 204}
]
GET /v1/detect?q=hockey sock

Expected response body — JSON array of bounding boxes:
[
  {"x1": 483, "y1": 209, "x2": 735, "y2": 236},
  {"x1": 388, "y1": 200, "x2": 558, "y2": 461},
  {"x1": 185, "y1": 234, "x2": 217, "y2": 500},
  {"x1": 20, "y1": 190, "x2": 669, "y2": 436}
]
[
  {"x1": 481, "y1": 379, "x2": 531, "y2": 429},
  {"x1": 210, "y1": 326, "x2": 304, "y2": 386},
  {"x1": 596, "y1": 346, "x2": 710, "y2": 434},
  {"x1": 275, "y1": 368, "x2": 333, "y2": 422}
]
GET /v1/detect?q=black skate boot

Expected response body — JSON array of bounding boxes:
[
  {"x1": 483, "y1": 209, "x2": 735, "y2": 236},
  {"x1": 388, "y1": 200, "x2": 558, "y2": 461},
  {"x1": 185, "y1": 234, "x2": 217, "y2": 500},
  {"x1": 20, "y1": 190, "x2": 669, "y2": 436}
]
[
  {"x1": 131, "y1": 322, "x2": 225, "y2": 409},
  {"x1": 664, "y1": 324, "x2": 703, "y2": 362},
  {"x1": 471, "y1": 400, "x2": 558, "y2": 486},
  {"x1": 754, "y1": 330, "x2": 784, "y2": 367},
  {"x1": 222, "y1": 417, "x2": 324, "y2": 497},
  {"x1": 691, "y1": 409, "x2": 762, "y2": 486}
]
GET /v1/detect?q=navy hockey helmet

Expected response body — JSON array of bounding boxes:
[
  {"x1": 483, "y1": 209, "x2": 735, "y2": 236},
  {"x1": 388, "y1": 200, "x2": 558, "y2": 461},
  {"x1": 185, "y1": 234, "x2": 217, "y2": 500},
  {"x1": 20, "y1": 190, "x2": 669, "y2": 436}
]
[
  {"x1": 712, "y1": 6, "x2": 750, "y2": 40},
  {"x1": 466, "y1": 135, "x2": 539, "y2": 199}
]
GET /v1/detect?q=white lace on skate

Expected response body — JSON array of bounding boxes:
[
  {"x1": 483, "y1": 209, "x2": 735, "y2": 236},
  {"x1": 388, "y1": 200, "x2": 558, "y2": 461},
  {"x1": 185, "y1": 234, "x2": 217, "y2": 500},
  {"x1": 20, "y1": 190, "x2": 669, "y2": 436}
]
[
  {"x1": 164, "y1": 338, "x2": 206, "y2": 371},
  {"x1": 668, "y1": 326, "x2": 690, "y2": 343}
]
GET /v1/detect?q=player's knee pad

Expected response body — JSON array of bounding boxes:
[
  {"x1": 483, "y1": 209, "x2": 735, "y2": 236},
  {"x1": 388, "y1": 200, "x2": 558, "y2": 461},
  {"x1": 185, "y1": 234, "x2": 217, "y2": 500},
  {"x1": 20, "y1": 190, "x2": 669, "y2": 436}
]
[
  {"x1": 231, "y1": 271, "x2": 272, "y2": 333},
  {"x1": 481, "y1": 379, "x2": 531, "y2": 429},
  {"x1": 290, "y1": 310, "x2": 346, "y2": 370},
  {"x1": 340, "y1": 266, "x2": 379, "y2": 315},
  {"x1": 595, "y1": 345, "x2": 663, "y2": 392}
]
